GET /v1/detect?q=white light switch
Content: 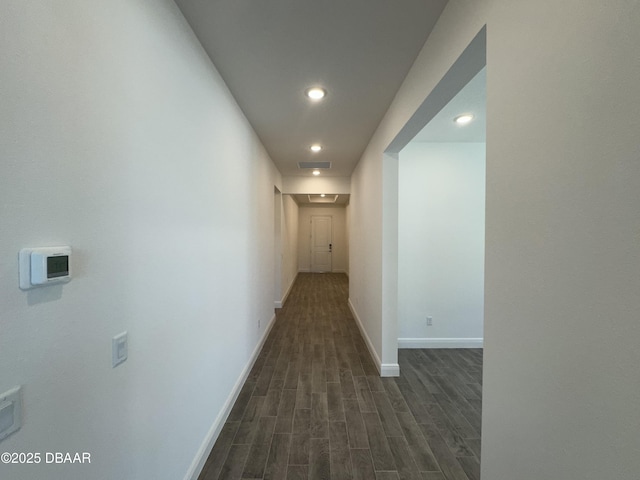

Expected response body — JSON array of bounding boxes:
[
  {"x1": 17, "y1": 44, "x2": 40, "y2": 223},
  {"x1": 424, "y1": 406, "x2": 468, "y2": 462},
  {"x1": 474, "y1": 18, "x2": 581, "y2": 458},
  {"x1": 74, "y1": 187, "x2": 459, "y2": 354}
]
[
  {"x1": 112, "y1": 332, "x2": 128, "y2": 368},
  {"x1": 0, "y1": 386, "x2": 22, "y2": 442}
]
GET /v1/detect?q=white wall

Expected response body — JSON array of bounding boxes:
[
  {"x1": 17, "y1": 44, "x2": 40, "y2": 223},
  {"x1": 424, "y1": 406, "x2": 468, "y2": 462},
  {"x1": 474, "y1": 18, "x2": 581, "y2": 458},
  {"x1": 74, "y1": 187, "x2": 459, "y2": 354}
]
[
  {"x1": 298, "y1": 206, "x2": 348, "y2": 273},
  {"x1": 350, "y1": 0, "x2": 640, "y2": 478},
  {"x1": 398, "y1": 142, "x2": 485, "y2": 346},
  {"x1": 349, "y1": 147, "x2": 384, "y2": 364},
  {"x1": 279, "y1": 194, "x2": 299, "y2": 305},
  {"x1": 0, "y1": 2, "x2": 281, "y2": 479}
]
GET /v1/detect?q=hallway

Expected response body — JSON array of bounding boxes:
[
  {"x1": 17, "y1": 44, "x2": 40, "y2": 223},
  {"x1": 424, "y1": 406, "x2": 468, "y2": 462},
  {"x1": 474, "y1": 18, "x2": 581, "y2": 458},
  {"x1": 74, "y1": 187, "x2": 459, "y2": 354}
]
[{"x1": 198, "y1": 273, "x2": 482, "y2": 480}]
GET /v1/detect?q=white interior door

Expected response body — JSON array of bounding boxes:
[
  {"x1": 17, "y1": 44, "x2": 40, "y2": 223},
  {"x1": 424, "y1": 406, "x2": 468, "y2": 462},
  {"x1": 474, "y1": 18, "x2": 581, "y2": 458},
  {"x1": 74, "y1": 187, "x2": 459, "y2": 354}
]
[{"x1": 311, "y1": 215, "x2": 332, "y2": 272}]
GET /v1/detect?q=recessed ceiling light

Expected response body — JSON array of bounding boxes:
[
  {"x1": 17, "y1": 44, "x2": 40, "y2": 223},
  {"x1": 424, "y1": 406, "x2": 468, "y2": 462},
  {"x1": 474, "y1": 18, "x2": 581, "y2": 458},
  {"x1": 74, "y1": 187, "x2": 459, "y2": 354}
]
[
  {"x1": 306, "y1": 87, "x2": 326, "y2": 100},
  {"x1": 312, "y1": 170, "x2": 321, "y2": 176},
  {"x1": 320, "y1": 194, "x2": 326, "y2": 198},
  {"x1": 454, "y1": 114, "x2": 474, "y2": 125},
  {"x1": 310, "y1": 144, "x2": 322, "y2": 152}
]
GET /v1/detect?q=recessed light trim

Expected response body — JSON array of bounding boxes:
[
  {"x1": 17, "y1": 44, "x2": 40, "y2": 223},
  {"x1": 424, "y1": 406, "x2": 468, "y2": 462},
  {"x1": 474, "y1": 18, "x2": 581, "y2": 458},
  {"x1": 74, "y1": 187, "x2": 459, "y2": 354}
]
[
  {"x1": 312, "y1": 170, "x2": 321, "y2": 176},
  {"x1": 454, "y1": 114, "x2": 474, "y2": 125},
  {"x1": 306, "y1": 87, "x2": 326, "y2": 101},
  {"x1": 310, "y1": 144, "x2": 322, "y2": 152}
]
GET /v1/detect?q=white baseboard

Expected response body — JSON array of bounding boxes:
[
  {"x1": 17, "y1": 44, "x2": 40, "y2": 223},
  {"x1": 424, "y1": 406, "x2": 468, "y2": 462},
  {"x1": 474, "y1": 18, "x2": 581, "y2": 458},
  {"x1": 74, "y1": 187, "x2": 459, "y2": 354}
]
[
  {"x1": 275, "y1": 272, "x2": 298, "y2": 308},
  {"x1": 398, "y1": 338, "x2": 484, "y2": 349},
  {"x1": 298, "y1": 268, "x2": 310, "y2": 273},
  {"x1": 183, "y1": 313, "x2": 277, "y2": 480},
  {"x1": 348, "y1": 298, "x2": 400, "y2": 378},
  {"x1": 380, "y1": 363, "x2": 400, "y2": 376}
]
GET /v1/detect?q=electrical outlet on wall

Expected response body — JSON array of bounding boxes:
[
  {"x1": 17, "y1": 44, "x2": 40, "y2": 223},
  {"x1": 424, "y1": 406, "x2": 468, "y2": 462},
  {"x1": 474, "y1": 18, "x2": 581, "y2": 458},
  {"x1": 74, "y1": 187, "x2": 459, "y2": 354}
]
[{"x1": 426, "y1": 316, "x2": 433, "y2": 326}]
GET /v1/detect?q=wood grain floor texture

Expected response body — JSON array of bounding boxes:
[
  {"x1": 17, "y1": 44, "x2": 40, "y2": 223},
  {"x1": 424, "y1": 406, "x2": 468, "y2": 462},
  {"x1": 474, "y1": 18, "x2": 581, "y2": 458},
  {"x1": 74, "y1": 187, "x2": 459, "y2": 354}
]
[{"x1": 198, "y1": 273, "x2": 482, "y2": 480}]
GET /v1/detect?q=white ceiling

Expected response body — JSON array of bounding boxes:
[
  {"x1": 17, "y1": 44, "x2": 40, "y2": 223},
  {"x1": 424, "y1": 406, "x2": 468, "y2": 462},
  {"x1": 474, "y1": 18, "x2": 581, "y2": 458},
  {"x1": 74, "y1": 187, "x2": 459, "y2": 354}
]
[
  {"x1": 174, "y1": 0, "x2": 448, "y2": 177},
  {"x1": 411, "y1": 67, "x2": 486, "y2": 143}
]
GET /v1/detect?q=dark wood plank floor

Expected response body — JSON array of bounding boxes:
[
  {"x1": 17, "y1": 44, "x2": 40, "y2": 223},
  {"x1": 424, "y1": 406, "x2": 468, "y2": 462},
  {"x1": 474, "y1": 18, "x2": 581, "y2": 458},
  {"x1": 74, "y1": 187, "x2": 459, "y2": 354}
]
[{"x1": 198, "y1": 273, "x2": 482, "y2": 480}]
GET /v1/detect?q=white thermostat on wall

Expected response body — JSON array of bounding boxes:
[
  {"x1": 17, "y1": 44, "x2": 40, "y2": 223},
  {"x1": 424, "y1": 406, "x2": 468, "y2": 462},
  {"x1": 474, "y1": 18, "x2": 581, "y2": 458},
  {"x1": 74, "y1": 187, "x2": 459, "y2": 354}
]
[{"x1": 19, "y1": 246, "x2": 72, "y2": 290}]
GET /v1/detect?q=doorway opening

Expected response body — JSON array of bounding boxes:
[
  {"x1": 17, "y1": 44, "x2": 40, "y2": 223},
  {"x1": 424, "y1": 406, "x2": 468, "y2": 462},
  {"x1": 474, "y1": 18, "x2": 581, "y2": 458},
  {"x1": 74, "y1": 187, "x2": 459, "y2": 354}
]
[
  {"x1": 274, "y1": 186, "x2": 282, "y2": 308},
  {"x1": 397, "y1": 67, "x2": 486, "y2": 348},
  {"x1": 382, "y1": 24, "x2": 486, "y2": 370},
  {"x1": 381, "y1": 25, "x2": 487, "y2": 476}
]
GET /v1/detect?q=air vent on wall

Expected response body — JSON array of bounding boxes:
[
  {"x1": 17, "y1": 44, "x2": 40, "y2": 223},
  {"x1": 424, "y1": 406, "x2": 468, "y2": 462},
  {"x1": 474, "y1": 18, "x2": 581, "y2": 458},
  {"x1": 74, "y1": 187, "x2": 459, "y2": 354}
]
[{"x1": 298, "y1": 161, "x2": 331, "y2": 169}]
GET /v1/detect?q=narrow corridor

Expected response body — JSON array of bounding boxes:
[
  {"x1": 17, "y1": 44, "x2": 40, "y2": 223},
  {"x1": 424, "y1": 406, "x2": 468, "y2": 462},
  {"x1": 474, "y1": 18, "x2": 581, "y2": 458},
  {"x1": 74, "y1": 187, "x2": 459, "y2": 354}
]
[{"x1": 198, "y1": 273, "x2": 482, "y2": 480}]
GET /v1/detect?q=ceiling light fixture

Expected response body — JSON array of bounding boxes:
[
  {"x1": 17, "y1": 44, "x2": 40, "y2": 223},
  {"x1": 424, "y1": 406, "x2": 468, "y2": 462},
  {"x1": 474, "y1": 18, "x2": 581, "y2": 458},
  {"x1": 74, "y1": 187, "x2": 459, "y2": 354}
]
[
  {"x1": 305, "y1": 87, "x2": 326, "y2": 101},
  {"x1": 312, "y1": 170, "x2": 321, "y2": 176},
  {"x1": 454, "y1": 114, "x2": 474, "y2": 125},
  {"x1": 310, "y1": 144, "x2": 322, "y2": 152},
  {"x1": 320, "y1": 194, "x2": 326, "y2": 198}
]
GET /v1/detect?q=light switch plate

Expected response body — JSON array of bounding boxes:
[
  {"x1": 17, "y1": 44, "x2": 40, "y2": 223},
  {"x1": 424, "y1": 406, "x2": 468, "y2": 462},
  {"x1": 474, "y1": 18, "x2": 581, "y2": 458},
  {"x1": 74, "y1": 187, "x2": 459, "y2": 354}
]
[
  {"x1": 112, "y1": 332, "x2": 128, "y2": 368},
  {"x1": 0, "y1": 386, "x2": 22, "y2": 442}
]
